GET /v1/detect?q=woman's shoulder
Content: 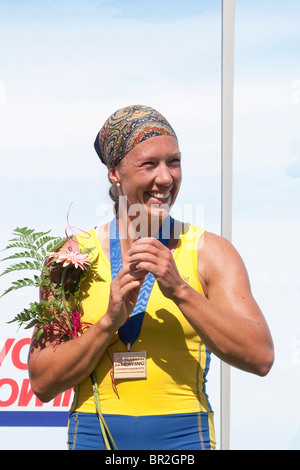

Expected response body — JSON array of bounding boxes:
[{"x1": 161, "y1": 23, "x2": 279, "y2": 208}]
[
  {"x1": 198, "y1": 231, "x2": 237, "y2": 257},
  {"x1": 197, "y1": 230, "x2": 247, "y2": 284}
]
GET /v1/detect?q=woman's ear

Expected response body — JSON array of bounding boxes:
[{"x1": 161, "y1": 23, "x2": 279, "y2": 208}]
[{"x1": 108, "y1": 168, "x2": 120, "y2": 186}]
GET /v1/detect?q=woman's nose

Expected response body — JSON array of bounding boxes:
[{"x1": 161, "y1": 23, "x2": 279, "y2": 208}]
[{"x1": 155, "y1": 163, "x2": 173, "y2": 186}]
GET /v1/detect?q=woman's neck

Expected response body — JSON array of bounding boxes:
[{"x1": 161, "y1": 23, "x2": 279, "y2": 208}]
[
  {"x1": 97, "y1": 211, "x2": 178, "y2": 262},
  {"x1": 116, "y1": 210, "x2": 167, "y2": 244}
]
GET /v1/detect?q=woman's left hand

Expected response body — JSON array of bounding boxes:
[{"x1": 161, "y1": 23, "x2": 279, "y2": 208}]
[{"x1": 127, "y1": 237, "x2": 184, "y2": 299}]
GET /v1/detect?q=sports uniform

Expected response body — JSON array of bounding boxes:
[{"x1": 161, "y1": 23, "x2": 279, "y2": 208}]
[{"x1": 67, "y1": 222, "x2": 216, "y2": 450}]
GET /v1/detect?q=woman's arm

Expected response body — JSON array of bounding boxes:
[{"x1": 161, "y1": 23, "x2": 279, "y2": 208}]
[
  {"x1": 179, "y1": 232, "x2": 274, "y2": 375},
  {"x1": 28, "y1": 241, "x2": 146, "y2": 402},
  {"x1": 28, "y1": 315, "x2": 118, "y2": 402},
  {"x1": 127, "y1": 233, "x2": 274, "y2": 376}
]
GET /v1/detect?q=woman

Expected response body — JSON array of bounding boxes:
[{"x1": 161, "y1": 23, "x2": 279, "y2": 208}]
[{"x1": 28, "y1": 105, "x2": 274, "y2": 450}]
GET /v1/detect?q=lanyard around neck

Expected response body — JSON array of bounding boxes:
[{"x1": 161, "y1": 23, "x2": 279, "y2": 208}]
[{"x1": 110, "y1": 215, "x2": 174, "y2": 349}]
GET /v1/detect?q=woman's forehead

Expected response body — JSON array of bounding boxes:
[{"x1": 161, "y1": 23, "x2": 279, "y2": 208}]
[{"x1": 123, "y1": 135, "x2": 180, "y2": 162}]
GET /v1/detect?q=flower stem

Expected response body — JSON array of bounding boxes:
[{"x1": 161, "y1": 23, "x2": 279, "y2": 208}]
[
  {"x1": 60, "y1": 266, "x2": 70, "y2": 314},
  {"x1": 91, "y1": 371, "x2": 118, "y2": 450},
  {"x1": 60, "y1": 267, "x2": 73, "y2": 333}
]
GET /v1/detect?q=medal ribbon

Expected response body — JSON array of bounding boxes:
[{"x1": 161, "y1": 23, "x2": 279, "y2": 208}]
[{"x1": 110, "y1": 215, "x2": 174, "y2": 348}]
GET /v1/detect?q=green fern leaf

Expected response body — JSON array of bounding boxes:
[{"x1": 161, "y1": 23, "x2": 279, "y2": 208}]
[
  {"x1": 1, "y1": 250, "x2": 39, "y2": 262},
  {"x1": 0, "y1": 260, "x2": 42, "y2": 277}
]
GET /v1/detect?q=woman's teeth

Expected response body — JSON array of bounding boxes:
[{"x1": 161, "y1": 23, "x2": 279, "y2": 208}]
[{"x1": 148, "y1": 191, "x2": 170, "y2": 200}]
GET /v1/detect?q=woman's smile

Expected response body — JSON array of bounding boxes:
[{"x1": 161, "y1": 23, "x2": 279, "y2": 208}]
[{"x1": 145, "y1": 190, "x2": 172, "y2": 205}]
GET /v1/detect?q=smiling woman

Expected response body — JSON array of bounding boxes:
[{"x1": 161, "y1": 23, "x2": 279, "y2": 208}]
[
  {"x1": 27, "y1": 104, "x2": 274, "y2": 451},
  {"x1": 95, "y1": 105, "x2": 182, "y2": 226},
  {"x1": 109, "y1": 135, "x2": 182, "y2": 231}
]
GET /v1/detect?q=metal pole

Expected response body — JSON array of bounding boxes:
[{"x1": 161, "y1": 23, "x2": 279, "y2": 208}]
[{"x1": 221, "y1": 0, "x2": 235, "y2": 450}]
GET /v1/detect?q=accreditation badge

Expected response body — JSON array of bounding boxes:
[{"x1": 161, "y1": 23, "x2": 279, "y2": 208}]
[{"x1": 113, "y1": 351, "x2": 147, "y2": 379}]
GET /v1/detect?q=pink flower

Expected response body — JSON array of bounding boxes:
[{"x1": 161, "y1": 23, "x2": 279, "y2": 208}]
[
  {"x1": 42, "y1": 310, "x2": 92, "y2": 347},
  {"x1": 70, "y1": 310, "x2": 90, "y2": 338},
  {"x1": 47, "y1": 251, "x2": 92, "y2": 270}
]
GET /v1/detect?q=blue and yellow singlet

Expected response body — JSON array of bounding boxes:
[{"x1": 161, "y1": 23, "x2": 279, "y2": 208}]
[{"x1": 68, "y1": 222, "x2": 216, "y2": 450}]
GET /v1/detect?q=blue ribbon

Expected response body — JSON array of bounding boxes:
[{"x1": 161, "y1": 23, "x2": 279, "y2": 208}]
[{"x1": 110, "y1": 216, "x2": 174, "y2": 348}]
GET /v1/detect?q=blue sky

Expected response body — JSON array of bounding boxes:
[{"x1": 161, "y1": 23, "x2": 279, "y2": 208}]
[{"x1": 0, "y1": 0, "x2": 300, "y2": 450}]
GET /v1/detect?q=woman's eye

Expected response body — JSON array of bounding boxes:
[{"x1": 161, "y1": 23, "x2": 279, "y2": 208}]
[{"x1": 169, "y1": 158, "x2": 181, "y2": 166}]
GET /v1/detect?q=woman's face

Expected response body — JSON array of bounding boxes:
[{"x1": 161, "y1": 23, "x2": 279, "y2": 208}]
[{"x1": 109, "y1": 135, "x2": 182, "y2": 223}]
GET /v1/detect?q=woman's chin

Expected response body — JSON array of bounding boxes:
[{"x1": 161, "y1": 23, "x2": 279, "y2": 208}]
[{"x1": 149, "y1": 204, "x2": 171, "y2": 220}]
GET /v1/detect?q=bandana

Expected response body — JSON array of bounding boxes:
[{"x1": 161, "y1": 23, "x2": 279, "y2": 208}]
[{"x1": 94, "y1": 105, "x2": 177, "y2": 169}]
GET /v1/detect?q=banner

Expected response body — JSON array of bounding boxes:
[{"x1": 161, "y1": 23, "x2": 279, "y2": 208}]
[{"x1": 0, "y1": 333, "x2": 73, "y2": 427}]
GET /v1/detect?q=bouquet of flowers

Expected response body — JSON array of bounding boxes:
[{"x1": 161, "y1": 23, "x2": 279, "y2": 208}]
[{"x1": 0, "y1": 225, "x2": 117, "y2": 450}]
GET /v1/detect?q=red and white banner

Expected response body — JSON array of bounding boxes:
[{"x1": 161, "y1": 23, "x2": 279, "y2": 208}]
[{"x1": 0, "y1": 334, "x2": 73, "y2": 427}]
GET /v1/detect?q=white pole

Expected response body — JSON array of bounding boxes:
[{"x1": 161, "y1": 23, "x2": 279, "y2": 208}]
[{"x1": 221, "y1": 0, "x2": 235, "y2": 451}]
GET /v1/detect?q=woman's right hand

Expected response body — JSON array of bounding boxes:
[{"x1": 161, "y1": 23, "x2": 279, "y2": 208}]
[{"x1": 105, "y1": 263, "x2": 147, "y2": 331}]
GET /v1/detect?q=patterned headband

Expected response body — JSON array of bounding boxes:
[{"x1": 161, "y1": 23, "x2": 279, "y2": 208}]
[{"x1": 94, "y1": 105, "x2": 177, "y2": 169}]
